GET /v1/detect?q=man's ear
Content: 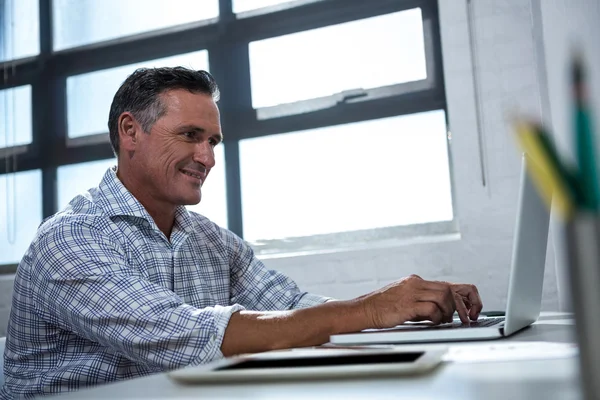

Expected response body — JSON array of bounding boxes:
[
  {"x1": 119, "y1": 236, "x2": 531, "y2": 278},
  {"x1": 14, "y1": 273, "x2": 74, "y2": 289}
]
[{"x1": 118, "y1": 112, "x2": 139, "y2": 153}]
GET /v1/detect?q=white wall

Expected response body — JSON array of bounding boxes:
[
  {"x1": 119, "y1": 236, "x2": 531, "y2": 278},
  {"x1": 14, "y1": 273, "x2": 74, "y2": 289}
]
[{"x1": 0, "y1": 0, "x2": 576, "y2": 334}]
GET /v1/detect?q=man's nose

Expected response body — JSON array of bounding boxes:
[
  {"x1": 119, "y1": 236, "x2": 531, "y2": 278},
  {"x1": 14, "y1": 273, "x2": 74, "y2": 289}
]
[{"x1": 193, "y1": 142, "x2": 216, "y2": 169}]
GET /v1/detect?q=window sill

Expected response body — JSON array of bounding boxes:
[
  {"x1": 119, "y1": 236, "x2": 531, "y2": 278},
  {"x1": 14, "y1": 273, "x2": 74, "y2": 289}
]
[{"x1": 253, "y1": 220, "x2": 461, "y2": 260}]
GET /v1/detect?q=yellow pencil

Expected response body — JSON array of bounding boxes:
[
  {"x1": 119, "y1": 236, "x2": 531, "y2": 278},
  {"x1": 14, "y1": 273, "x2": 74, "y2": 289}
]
[{"x1": 513, "y1": 121, "x2": 574, "y2": 218}]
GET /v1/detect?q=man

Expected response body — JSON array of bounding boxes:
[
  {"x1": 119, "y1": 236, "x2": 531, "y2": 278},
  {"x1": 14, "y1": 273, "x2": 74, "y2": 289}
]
[{"x1": 1, "y1": 67, "x2": 482, "y2": 398}]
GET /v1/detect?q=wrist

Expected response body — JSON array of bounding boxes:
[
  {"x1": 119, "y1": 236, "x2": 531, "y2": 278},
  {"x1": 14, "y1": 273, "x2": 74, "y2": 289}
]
[{"x1": 323, "y1": 298, "x2": 372, "y2": 334}]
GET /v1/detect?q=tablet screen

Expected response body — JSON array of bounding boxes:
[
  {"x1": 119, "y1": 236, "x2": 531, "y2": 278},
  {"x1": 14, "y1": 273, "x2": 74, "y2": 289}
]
[{"x1": 215, "y1": 351, "x2": 424, "y2": 370}]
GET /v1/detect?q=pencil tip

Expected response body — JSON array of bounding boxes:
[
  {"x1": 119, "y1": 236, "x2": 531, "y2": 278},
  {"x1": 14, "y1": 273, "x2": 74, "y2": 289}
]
[{"x1": 572, "y1": 50, "x2": 585, "y2": 82}]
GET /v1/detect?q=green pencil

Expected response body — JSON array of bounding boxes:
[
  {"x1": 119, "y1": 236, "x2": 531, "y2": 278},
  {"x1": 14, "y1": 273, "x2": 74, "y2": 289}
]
[
  {"x1": 573, "y1": 53, "x2": 600, "y2": 211},
  {"x1": 535, "y1": 125, "x2": 584, "y2": 208}
]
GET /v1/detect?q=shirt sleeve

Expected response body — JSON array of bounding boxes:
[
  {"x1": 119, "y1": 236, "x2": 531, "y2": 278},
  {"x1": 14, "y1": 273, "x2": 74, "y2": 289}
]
[
  {"x1": 29, "y1": 219, "x2": 244, "y2": 371},
  {"x1": 220, "y1": 227, "x2": 332, "y2": 311}
]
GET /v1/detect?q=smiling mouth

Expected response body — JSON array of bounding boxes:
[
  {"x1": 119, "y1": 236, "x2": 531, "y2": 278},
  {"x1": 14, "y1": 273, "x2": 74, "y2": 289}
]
[{"x1": 180, "y1": 169, "x2": 204, "y2": 182}]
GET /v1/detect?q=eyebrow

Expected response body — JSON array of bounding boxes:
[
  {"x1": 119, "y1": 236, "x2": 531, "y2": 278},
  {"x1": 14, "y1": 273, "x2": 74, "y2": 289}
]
[{"x1": 178, "y1": 125, "x2": 223, "y2": 143}]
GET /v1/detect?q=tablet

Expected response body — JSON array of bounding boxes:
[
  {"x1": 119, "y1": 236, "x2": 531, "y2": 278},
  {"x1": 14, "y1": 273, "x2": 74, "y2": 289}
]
[{"x1": 168, "y1": 347, "x2": 447, "y2": 384}]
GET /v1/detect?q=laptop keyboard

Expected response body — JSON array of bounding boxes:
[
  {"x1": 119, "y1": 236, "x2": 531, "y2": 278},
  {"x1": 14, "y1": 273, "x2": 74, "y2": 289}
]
[
  {"x1": 469, "y1": 317, "x2": 505, "y2": 327},
  {"x1": 432, "y1": 317, "x2": 505, "y2": 329}
]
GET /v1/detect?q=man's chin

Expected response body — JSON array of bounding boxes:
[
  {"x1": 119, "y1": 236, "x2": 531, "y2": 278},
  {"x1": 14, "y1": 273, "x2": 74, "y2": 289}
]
[
  {"x1": 173, "y1": 193, "x2": 202, "y2": 207},
  {"x1": 184, "y1": 196, "x2": 202, "y2": 206},
  {"x1": 183, "y1": 197, "x2": 202, "y2": 206}
]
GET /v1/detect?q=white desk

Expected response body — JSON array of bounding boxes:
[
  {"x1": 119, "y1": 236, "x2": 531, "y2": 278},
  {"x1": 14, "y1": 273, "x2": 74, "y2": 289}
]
[{"x1": 59, "y1": 313, "x2": 582, "y2": 399}]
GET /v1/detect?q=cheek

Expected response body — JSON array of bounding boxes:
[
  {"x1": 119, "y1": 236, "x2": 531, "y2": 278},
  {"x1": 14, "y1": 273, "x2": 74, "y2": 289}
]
[{"x1": 158, "y1": 143, "x2": 187, "y2": 173}]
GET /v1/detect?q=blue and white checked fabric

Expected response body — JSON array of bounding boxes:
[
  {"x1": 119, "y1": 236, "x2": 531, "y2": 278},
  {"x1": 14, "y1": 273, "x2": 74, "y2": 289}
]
[{"x1": 1, "y1": 167, "x2": 328, "y2": 398}]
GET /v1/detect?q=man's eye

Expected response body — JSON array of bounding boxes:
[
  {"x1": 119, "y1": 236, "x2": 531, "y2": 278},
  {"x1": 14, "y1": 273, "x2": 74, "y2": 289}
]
[
  {"x1": 184, "y1": 132, "x2": 195, "y2": 139},
  {"x1": 209, "y1": 138, "x2": 218, "y2": 146}
]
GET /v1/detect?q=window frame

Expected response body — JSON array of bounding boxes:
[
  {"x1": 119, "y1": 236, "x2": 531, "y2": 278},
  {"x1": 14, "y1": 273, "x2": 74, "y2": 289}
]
[{"x1": 0, "y1": 0, "x2": 450, "y2": 270}]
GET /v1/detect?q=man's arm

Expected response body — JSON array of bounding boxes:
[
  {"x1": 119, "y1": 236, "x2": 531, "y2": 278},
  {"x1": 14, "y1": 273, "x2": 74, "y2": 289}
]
[
  {"x1": 30, "y1": 220, "x2": 243, "y2": 370},
  {"x1": 221, "y1": 275, "x2": 483, "y2": 356},
  {"x1": 221, "y1": 300, "x2": 364, "y2": 355},
  {"x1": 223, "y1": 226, "x2": 330, "y2": 311}
]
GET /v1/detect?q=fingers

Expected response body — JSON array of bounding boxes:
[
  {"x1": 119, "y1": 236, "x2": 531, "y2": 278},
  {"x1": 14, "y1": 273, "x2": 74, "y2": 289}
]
[
  {"x1": 452, "y1": 284, "x2": 483, "y2": 321},
  {"x1": 415, "y1": 289, "x2": 455, "y2": 323},
  {"x1": 419, "y1": 281, "x2": 458, "y2": 322},
  {"x1": 414, "y1": 280, "x2": 483, "y2": 323},
  {"x1": 454, "y1": 293, "x2": 470, "y2": 324},
  {"x1": 411, "y1": 302, "x2": 444, "y2": 325},
  {"x1": 469, "y1": 292, "x2": 483, "y2": 321}
]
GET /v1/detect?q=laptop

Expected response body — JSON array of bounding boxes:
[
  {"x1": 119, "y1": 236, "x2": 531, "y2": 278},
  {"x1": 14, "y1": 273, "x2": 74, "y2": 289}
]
[{"x1": 330, "y1": 154, "x2": 550, "y2": 345}]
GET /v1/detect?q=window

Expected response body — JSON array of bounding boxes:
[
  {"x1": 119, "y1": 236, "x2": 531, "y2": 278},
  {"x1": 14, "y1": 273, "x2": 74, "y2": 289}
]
[
  {"x1": 66, "y1": 50, "x2": 209, "y2": 140},
  {"x1": 186, "y1": 145, "x2": 228, "y2": 228},
  {"x1": 1, "y1": 0, "x2": 447, "y2": 268},
  {"x1": 52, "y1": 0, "x2": 219, "y2": 51},
  {"x1": 240, "y1": 110, "x2": 452, "y2": 243},
  {"x1": 0, "y1": 170, "x2": 42, "y2": 264},
  {"x1": 0, "y1": 85, "x2": 32, "y2": 149},
  {"x1": 0, "y1": 0, "x2": 39, "y2": 61},
  {"x1": 233, "y1": 0, "x2": 300, "y2": 14},
  {"x1": 249, "y1": 9, "x2": 426, "y2": 108},
  {"x1": 57, "y1": 159, "x2": 117, "y2": 210}
]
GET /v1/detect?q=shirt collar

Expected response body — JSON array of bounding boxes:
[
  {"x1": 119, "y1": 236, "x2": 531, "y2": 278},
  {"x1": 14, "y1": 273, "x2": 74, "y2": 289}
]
[{"x1": 95, "y1": 166, "x2": 196, "y2": 236}]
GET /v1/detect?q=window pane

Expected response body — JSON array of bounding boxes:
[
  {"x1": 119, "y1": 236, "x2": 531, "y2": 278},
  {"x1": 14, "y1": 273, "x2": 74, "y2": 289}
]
[
  {"x1": 240, "y1": 110, "x2": 452, "y2": 242},
  {"x1": 0, "y1": 0, "x2": 39, "y2": 61},
  {"x1": 0, "y1": 85, "x2": 32, "y2": 148},
  {"x1": 186, "y1": 144, "x2": 228, "y2": 228},
  {"x1": 52, "y1": 0, "x2": 219, "y2": 51},
  {"x1": 67, "y1": 50, "x2": 209, "y2": 139},
  {"x1": 249, "y1": 9, "x2": 426, "y2": 108},
  {"x1": 0, "y1": 170, "x2": 42, "y2": 264},
  {"x1": 233, "y1": 0, "x2": 297, "y2": 13},
  {"x1": 57, "y1": 158, "x2": 117, "y2": 210}
]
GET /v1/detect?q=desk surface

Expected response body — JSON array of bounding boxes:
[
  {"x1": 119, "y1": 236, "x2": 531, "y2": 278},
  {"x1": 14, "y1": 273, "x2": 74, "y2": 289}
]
[{"x1": 59, "y1": 313, "x2": 581, "y2": 400}]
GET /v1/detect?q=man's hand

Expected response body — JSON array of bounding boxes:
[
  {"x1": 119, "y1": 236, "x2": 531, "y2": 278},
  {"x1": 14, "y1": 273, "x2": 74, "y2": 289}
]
[
  {"x1": 449, "y1": 282, "x2": 483, "y2": 323},
  {"x1": 358, "y1": 275, "x2": 483, "y2": 329}
]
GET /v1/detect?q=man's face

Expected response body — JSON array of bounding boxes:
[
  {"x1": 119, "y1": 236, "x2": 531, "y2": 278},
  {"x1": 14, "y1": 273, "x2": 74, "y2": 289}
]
[{"x1": 128, "y1": 89, "x2": 223, "y2": 207}]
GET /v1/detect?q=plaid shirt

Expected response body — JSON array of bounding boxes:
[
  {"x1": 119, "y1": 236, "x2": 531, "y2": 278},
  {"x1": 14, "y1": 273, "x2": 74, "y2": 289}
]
[{"x1": 1, "y1": 167, "x2": 328, "y2": 398}]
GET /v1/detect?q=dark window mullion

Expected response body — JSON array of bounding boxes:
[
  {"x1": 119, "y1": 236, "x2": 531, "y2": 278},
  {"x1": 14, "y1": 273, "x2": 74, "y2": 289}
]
[
  {"x1": 420, "y1": 0, "x2": 445, "y2": 95},
  {"x1": 50, "y1": 143, "x2": 114, "y2": 167},
  {"x1": 37, "y1": 0, "x2": 61, "y2": 217},
  {"x1": 222, "y1": 140, "x2": 244, "y2": 237},
  {"x1": 219, "y1": 0, "x2": 233, "y2": 19},
  {"x1": 39, "y1": 0, "x2": 53, "y2": 53},
  {"x1": 422, "y1": 0, "x2": 446, "y2": 99},
  {"x1": 41, "y1": 167, "x2": 57, "y2": 218},
  {"x1": 230, "y1": 89, "x2": 446, "y2": 141},
  {"x1": 230, "y1": 0, "x2": 427, "y2": 42},
  {"x1": 208, "y1": 34, "x2": 253, "y2": 237},
  {"x1": 51, "y1": 23, "x2": 219, "y2": 77}
]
